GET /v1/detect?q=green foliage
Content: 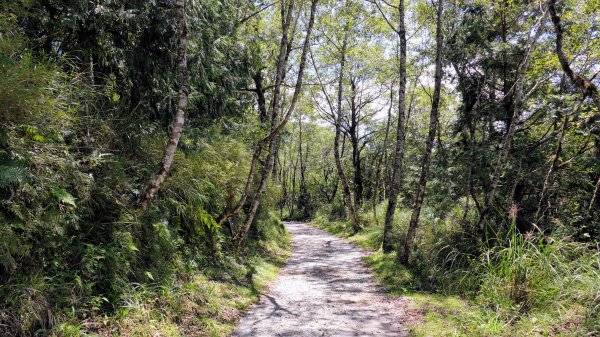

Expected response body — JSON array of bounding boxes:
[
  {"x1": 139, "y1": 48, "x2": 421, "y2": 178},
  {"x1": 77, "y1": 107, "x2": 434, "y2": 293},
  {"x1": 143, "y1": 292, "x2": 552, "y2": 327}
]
[
  {"x1": 316, "y1": 203, "x2": 600, "y2": 336},
  {"x1": 0, "y1": 1, "x2": 281, "y2": 335},
  {"x1": 474, "y1": 225, "x2": 599, "y2": 324},
  {"x1": 2, "y1": 0, "x2": 599, "y2": 334}
]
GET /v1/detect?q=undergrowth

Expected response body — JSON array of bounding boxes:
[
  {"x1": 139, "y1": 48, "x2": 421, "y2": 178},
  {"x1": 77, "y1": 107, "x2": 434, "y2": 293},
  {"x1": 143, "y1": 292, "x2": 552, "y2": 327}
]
[
  {"x1": 50, "y1": 215, "x2": 291, "y2": 337},
  {"x1": 312, "y1": 201, "x2": 600, "y2": 336},
  {"x1": 0, "y1": 22, "x2": 290, "y2": 336}
]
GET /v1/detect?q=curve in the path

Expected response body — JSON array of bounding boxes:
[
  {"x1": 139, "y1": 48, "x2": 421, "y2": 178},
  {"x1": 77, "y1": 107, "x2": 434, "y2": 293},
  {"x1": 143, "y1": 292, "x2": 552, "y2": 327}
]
[{"x1": 231, "y1": 222, "x2": 410, "y2": 337}]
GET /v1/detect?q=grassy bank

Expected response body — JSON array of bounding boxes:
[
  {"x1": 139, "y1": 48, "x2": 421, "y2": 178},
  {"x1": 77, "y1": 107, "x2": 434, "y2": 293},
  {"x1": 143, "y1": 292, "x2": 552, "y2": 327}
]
[
  {"x1": 49, "y1": 220, "x2": 290, "y2": 337},
  {"x1": 312, "y1": 203, "x2": 599, "y2": 336}
]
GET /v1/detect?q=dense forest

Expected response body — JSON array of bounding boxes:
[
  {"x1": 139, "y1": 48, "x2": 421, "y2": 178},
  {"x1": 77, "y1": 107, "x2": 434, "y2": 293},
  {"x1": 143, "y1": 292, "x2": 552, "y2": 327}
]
[{"x1": 1, "y1": 0, "x2": 599, "y2": 335}]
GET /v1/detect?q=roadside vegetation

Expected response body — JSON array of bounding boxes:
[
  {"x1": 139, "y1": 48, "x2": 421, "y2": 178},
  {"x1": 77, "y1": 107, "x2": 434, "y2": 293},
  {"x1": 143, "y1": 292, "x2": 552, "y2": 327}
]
[
  {"x1": 313, "y1": 203, "x2": 599, "y2": 336},
  {"x1": 1, "y1": 1, "x2": 297, "y2": 335}
]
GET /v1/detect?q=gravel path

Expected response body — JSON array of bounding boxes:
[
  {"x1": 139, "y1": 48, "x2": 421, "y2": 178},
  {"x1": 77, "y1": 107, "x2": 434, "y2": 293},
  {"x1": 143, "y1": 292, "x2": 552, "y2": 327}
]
[{"x1": 231, "y1": 222, "x2": 412, "y2": 337}]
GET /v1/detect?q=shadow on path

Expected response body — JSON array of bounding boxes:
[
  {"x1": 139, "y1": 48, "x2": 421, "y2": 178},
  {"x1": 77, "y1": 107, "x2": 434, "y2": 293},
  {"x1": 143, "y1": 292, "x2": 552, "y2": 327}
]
[{"x1": 231, "y1": 222, "x2": 410, "y2": 337}]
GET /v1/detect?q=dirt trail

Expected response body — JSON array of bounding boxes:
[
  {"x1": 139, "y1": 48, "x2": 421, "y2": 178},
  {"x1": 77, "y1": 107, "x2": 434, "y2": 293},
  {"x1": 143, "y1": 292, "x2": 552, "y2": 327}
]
[{"x1": 231, "y1": 222, "x2": 413, "y2": 337}]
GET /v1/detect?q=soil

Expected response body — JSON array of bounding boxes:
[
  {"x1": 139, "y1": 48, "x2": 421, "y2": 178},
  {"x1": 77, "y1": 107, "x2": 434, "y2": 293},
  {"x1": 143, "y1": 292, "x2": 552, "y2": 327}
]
[{"x1": 231, "y1": 222, "x2": 415, "y2": 337}]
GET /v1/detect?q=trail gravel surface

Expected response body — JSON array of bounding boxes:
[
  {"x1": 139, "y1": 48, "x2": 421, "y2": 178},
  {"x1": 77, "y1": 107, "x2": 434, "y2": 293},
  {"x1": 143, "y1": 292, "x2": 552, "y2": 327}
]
[{"x1": 231, "y1": 222, "x2": 414, "y2": 337}]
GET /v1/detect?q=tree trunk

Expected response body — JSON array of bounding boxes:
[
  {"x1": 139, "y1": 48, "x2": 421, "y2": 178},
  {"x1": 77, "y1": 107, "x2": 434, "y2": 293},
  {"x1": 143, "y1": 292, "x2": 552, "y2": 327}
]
[
  {"x1": 234, "y1": 0, "x2": 318, "y2": 248},
  {"x1": 333, "y1": 36, "x2": 361, "y2": 233},
  {"x1": 235, "y1": 139, "x2": 278, "y2": 248},
  {"x1": 291, "y1": 151, "x2": 298, "y2": 216},
  {"x1": 139, "y1": 0, "x2": 188, "y2": 210},
  {"x1": 219, "y1": 0, "x2": 297, "y2": 231},
  {"x1": 216, "y1": 67, "x2": 276, "y2": 227},
  {"x1": 216, "y1": 147, "x2": 261, "y2": 226},
  {"x1": 400, "y1": 0, "x2": 444, "y2": 264},
  {"x1": 476, "y1": 9, "x2": 548, "y2": 239},
  {"x1": 534, "y1": 110, "x2": 570, "y2": 224},
  {"x1": 549, "y1": 0, "x2": 600, "y2": 217},
  {"x1": 298, "y1": 114, "x2": 310, "y2": 218},
  {"x1": 297, "y1": 112, "x2": 310, "y2": 216},
  {"x1": 350, "y1": 78, "x2": 363, "y2": 206},
  {"x1": 382, "y1": 0, "x2": 407, "y2": 253},
  {"x1": 254, "y1": 71, "x2": 268, "y2": 123},
  {"x1": 373, "y1": 85, "x2": 394, "y2": 222},
  {"x1": 589, "y1": 178, "x2": 600, "y2": 215}
]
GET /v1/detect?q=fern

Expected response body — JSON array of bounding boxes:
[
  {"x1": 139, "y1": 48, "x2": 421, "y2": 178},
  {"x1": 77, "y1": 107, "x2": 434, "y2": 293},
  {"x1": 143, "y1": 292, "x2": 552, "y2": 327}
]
[{"x1": 0, "y1": 165, "x2": 27, "y2": 188}]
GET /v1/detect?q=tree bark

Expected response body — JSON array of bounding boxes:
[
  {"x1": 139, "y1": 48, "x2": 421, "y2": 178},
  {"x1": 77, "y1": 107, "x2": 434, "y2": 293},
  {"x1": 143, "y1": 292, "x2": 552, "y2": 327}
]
[
  {"x1": 333, "y1": 35, "x2": 361, "y2": 233},
  {"x1": 139, "y1": 0, "x2": 188, "y2": 210},
  {"x1": 400, "y1": 0, "x2": 443, "y2": 264},
  {"x1": 382, "y1": 0, "x2": 407, "y2": 253},
  {"x1": 549, "y1": 0, "x2": 600, "y2": 112},
  {"x1": 349, "y1": 78, "x2": 364, "y2": 206},
  {"x1": 234, "y1": 0, "x2": 318, "y2": 248}
]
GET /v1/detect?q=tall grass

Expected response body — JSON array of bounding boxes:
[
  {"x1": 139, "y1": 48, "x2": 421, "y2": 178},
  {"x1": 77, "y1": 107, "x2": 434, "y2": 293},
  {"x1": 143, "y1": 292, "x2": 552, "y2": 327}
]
[{"x1": 469, "y1": 206, "x2": 600, "y2": 332}]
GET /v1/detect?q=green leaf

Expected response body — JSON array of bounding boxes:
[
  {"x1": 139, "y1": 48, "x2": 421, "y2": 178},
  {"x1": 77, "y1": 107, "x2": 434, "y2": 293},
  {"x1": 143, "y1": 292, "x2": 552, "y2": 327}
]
[
  {"x1": 128, "y1": 242, "x2": 139, "y2": 252},
  {"x1": 32, "y1": 134, "x2": 45, "y2": 142},
  {"x1": 51, "y1": 188, "x2": 76, "y2": 207}
]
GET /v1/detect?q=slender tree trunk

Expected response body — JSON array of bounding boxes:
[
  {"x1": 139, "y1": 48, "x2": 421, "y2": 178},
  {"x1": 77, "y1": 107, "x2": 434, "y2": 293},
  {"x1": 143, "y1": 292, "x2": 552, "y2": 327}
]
[
  {"x1": 219, "y1": 0, "x2": 296, "y2": 230},
  {"x1": 216, "y1": 148, "x2": 261, "y2": 226},
  {"x1": 349, "y1": 78, "x2": 363, "y2": 206},
  {"x1": 404, "y1": 81, "x2": 417, "y2": 137},
  {"x1": 297, "y1": 112, "x2": 309, "y2": 217},
  {"x1": 234, "y1": 0, "x2": 318, "y2": 248},
  {"x1": 297, "y1": 113, "x2": 304, "y2": 215},
  {"x1": 291, "y1": 153, "x2": 298, "y2": 216},
  {"x1": 400, "y1": 0, "x2": 444, "y2": 264},
  {"x1": 382, "y1": 0, "x2": 407, "y2": 253},
  {"x1": 461, "y1": 116, "x2": 476, "y2": 226},
  {"x1": 236, "y1": 138, "x2": 278, "y2": 246},
  {"x1": 333, "y1": 36, "x2": 361, "y2": 233},
  {"x1": 254, "y1": 71, "x2": 268, "y2": 123},
  {"x1": 279, "y1": 148, "x2": 288, "y2": 217},
  {"x1": 327, "y1": 136, "x2": 348, "y2": 203},
  {"x1": 216, "y1": 71, "x2": 273, "y2": 227},
  {"x1": 299, "y1": 117, "x2": 310, "y2": 218},
  {"x1": 549, "y1": 0, "x2": 600, "y2": 217},
  {"x1": 350, "y1": 132, "x2": 363, "y2": 207},
  {"x1": 589, "y1": 178, "x2": 600, "y2": 215},
  {"x1": 534, "y1": 111, "x2": 570, "y2": 223},
  {"x1": 476, "y1": 9, "x2": 548, "y2": 238},
  {"x1": 378, "y1": 86, "x2": 393, "y2": 201},
  {"x1": 373, "y1": 85, "x2": 394, "y2": 223},
  {"x1": 139, "y1": 0, "x2": 188, "y2": 210}
]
